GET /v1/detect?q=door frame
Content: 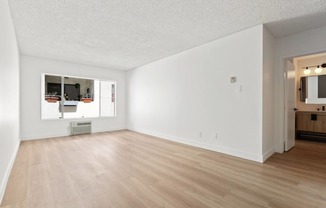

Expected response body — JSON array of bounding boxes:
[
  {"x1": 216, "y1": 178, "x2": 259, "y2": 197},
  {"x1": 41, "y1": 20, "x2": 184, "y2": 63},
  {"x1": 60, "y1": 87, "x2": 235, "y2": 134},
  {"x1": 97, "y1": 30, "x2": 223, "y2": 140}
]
[
  {"x1": 276, "y1": 50, "x2": 326, "y2": 153},
  {"x1": 284, "y1": 59, "x2": 296, "y2": 151}
]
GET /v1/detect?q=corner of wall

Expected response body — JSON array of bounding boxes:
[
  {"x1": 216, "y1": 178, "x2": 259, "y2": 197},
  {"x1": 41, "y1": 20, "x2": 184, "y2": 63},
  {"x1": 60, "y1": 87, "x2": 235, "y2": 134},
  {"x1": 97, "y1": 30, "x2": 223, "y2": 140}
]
[
  {"x1": 262, "y1": 147, "x2": 275, "y2": 162},
  {"x1": 262, "y1": 24, "x2": 276, "y2": 161}
]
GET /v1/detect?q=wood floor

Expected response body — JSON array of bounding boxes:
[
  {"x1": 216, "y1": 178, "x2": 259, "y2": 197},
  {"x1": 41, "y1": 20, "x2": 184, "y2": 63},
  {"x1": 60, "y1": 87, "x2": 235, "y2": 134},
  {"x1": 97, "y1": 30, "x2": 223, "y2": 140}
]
[{"x1": 1, "y1": 130, "x2": 326, "y2": 208}]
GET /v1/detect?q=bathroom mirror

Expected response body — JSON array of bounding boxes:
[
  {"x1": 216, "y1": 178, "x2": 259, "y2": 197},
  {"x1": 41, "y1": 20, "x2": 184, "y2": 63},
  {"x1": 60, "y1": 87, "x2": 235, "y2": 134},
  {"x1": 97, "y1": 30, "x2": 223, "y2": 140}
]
[{"x1": 300, "y1": 75, "x2": 326, "y2": 104}]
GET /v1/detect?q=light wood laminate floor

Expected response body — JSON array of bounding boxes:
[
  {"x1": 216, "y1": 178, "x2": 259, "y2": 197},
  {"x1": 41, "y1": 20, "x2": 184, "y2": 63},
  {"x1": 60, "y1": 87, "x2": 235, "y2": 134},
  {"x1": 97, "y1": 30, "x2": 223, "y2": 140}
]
[{"x1": 1, "y1": 130, "x2": 326, "y2": 208}]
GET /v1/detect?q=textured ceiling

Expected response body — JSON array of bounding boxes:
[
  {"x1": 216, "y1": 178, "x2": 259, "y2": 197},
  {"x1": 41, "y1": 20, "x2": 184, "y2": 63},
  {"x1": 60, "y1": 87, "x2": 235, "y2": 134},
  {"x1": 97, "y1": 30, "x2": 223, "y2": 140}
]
[{"x1": 8, "y1": 0, "x2": 326, "y2": 70}]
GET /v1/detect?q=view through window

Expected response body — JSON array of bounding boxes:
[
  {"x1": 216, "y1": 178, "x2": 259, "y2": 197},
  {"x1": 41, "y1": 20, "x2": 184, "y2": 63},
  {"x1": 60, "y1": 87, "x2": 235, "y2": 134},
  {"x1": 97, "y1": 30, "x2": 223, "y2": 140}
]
[{"x1": 41, "y1": 74, "x2": 116, "y2": 119}]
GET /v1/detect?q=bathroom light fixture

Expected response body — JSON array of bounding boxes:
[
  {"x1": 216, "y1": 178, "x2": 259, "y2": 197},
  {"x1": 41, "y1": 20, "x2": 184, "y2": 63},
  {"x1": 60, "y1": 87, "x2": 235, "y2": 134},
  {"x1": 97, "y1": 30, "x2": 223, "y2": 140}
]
[
  {"x1": 302, "y1": 63, "x2": 326, "y2": 75},
  {"x1": 315, "y1": 65, "x2": 322, "y2": 73},
  {"x1": 304, "y1": 67, "x2": 311, "y2": 75}
]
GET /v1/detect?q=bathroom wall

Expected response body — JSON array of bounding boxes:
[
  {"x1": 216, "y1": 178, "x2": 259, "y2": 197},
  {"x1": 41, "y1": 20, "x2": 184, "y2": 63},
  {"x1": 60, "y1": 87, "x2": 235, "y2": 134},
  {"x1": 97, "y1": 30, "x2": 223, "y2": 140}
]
[{"x1": 294, "y1": 53, "x2": 326, "y2": 111}]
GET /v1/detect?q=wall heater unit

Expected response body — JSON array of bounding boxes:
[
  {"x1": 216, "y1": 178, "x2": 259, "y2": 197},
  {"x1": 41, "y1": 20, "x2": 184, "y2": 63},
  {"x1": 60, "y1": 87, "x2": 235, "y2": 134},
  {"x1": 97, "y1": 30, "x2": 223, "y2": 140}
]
[{"x1": 70, "y1": 121, "x2": 92, "y2": 135}]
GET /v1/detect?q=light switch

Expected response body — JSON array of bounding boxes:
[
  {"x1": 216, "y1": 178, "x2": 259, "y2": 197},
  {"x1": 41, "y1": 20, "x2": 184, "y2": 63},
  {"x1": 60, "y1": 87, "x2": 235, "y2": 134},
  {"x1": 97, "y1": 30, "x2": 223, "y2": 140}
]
[{"x1": 236, "y1": 85, "x2": 242, "y2": 93}]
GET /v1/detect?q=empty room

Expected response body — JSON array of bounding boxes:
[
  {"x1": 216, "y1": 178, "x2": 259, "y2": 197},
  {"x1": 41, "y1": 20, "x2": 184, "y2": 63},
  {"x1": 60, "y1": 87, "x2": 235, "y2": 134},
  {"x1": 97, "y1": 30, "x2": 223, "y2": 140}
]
[{"x1": 1, "y1": 0, "x2": 326, "y2": 207}]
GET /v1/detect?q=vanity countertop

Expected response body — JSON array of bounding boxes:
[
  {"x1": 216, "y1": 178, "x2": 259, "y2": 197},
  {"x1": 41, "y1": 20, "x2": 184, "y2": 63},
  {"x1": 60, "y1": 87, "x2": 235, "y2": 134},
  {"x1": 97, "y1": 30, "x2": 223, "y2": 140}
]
[{"x1": 296, "y1": 111, "x2": 326, "y2": 114}]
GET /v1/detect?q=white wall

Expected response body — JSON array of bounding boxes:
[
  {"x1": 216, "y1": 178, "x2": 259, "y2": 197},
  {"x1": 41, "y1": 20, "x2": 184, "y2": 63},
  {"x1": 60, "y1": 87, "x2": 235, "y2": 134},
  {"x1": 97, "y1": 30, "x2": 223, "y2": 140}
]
[
  {"x1": 262, "y1": 27, "x2": 275, "y2": 161},
  {"x1": 20, "y1": 55, "x2": 126, "y2": 140},
  {"x1": 274, "y1": 25, "x2": 326, "y2": 153},
  {"x1": 0, "y1": 0, "x2": 20, "y2": 203},
  {"x1": 127, "y1": 25, "x2": 266, "y2": 162}
]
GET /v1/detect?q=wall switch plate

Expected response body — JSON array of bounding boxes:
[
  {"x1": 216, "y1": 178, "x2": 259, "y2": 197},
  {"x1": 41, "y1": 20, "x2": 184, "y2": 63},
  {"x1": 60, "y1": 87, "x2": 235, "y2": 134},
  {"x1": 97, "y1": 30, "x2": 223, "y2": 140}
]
[
  {"x1": 230, "y1": 76, "x2": 236, "y2": 83},
  {"x1": 236, "y1": 85, "x2": 242, "y2": 93}
]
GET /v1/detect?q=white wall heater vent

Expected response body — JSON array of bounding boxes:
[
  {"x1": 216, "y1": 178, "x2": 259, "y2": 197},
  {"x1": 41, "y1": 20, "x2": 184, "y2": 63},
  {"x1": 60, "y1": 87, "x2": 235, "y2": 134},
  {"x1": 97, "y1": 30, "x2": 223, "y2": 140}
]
[{"x1": 70, "y1": 121, "x2": 92, "y2": 135}]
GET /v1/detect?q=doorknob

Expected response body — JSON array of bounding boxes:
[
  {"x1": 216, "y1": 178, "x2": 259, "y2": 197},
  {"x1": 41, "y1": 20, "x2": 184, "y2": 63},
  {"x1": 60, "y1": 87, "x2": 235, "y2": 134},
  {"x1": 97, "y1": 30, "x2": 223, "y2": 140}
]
[{"x1": 294, "y1": 108, "x2": 298, "y2": 111}]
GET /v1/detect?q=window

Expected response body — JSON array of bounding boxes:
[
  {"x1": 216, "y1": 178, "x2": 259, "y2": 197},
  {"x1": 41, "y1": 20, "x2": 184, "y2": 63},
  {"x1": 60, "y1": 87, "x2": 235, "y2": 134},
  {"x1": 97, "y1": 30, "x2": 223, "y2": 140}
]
[{"x1": 41, "y1": 74, "x2": 116, "y2": 119}]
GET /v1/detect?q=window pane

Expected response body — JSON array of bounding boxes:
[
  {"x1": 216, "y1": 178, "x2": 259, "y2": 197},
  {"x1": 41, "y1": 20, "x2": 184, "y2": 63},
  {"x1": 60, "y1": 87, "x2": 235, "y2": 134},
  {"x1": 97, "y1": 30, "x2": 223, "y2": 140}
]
[
  {"x1": 62, "y1": 77, "x2": 99, "y2": 119},
  {"x1": 42, "y1": 74, "x2": 115, "y2": 119},
  {"x1": 42, "y1": 74, "x2": 62, "y2": 119}
]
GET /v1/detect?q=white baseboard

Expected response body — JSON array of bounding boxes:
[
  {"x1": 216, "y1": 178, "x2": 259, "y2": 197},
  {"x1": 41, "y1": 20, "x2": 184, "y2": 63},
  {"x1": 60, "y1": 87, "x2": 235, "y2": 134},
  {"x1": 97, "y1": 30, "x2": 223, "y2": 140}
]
[
  {"x1": 0, "y1": 141, "x2": 20, "y2": 204},
  {"x1": 21, "y1": 132, "x2": 69, "y2": 141},
  {"x1": 262, "y1": 147, "x2": 275, "y2": 162},
  {"x1": 20, "y1": 127, "x2": 126, "y2": 141},
  {"x1": 128, "y1": 127, "x2": 263, "y2": 163}
]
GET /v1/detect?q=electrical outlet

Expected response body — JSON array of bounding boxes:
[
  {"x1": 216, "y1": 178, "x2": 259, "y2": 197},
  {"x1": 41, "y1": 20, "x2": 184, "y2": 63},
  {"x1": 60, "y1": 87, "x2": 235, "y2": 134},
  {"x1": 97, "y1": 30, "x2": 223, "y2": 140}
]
[
  {"x1": 199, "y1": 132, "x2": 202, "y2": 138},
  {"x1": 215, "y1": 133, "x2": 218, "y2": 139}
]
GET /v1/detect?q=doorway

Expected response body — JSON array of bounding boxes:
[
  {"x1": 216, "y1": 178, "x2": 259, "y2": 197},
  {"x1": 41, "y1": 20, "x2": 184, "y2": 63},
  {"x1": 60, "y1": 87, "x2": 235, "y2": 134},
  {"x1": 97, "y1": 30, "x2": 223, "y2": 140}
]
[{"x1": 284, "y1": 52, "x2": 326, "y2": 151}]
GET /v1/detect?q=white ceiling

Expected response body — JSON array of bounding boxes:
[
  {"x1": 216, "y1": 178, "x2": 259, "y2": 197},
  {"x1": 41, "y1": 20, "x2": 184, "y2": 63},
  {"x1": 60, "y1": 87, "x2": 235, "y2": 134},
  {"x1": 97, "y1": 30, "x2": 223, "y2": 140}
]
[{"x1": 8, "y1": 0, "x2": 326, "y2": 70}]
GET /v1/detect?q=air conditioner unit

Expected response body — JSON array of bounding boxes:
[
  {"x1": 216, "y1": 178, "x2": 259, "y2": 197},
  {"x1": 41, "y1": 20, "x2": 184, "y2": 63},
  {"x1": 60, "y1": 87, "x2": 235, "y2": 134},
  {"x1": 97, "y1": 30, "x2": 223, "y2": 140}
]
[{"x1": 70, "y1": 121, "x2": 92, "y2": 135}]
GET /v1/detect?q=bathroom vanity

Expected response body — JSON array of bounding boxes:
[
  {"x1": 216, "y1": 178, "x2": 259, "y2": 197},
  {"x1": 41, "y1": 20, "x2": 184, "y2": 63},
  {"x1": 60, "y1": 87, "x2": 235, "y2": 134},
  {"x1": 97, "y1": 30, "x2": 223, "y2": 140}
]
[{"x1": 296, "y1": 111, "x2": 326, "y2": 141}]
